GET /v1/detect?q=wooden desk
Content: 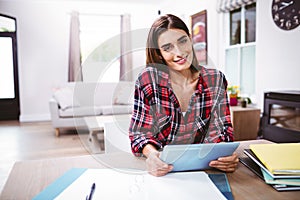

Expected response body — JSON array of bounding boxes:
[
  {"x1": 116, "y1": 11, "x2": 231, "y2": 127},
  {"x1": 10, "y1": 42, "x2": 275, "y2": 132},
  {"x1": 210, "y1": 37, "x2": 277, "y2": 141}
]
[
  {"x1": 1, "y1": 140, "x2": 299, "y2": 200},
  {"x1": 230, "y1": 106, "x2": 261, "y2": 141}
]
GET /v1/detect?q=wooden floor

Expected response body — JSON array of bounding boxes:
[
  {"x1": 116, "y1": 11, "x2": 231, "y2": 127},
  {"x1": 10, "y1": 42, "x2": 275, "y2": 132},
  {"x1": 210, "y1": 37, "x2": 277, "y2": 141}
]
[{"x1": 0, "y1": 120, "x2": 94, "y2": 194}]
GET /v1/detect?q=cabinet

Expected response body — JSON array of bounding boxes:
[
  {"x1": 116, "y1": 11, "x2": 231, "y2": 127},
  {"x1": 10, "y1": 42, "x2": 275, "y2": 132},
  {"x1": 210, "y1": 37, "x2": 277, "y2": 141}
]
[{"x1": 230, "y1": 106, "x2": 261, "y2": 141}]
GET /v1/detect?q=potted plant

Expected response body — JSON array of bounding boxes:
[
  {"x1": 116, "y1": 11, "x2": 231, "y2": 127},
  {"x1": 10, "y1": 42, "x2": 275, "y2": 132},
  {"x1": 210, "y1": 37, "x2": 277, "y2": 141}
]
[{"x1": 227, "y1": 85, "x2": 239, "y2": 106}]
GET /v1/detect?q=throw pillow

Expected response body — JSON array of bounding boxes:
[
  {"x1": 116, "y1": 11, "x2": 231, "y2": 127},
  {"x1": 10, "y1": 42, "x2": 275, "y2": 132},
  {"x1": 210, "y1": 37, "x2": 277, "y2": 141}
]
[{"x1": 53, "y1": 87, "x2": 80, "y2": 110}]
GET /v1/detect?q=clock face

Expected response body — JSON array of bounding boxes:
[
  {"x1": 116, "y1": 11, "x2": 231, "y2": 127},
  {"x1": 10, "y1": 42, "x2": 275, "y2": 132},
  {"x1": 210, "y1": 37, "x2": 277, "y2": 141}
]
[{"x1": 271, "y1": 0, "x2": 300, "y2": 30}]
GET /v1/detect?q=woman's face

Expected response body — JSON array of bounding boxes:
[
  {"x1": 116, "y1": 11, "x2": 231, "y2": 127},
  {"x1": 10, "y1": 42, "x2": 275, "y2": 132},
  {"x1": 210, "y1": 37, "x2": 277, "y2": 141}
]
[{"x1": 157, "y1": 28, "x2": 193, "y2": 72}]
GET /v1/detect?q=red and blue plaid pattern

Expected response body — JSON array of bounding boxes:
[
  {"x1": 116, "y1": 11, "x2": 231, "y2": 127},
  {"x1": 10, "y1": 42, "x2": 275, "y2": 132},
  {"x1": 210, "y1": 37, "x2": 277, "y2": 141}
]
[{"x1": 129, "y1": 66, "x2": 234, "y2": 156}]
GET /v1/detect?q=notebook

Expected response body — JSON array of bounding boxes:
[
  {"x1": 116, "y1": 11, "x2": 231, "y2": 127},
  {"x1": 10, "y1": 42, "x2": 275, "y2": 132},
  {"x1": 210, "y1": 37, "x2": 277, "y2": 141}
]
[
  {"x1": 160, "y1": 142, "x2": 240, "y2": 172},
  {"x1": 261, "y1": 167, "x2": 300, "y2": 187},
  {"x1": 249, "y1": 143, "x2": 300, "y2": 174},
  {"x1": 239, "y1": 156, "x2": 300, "y2": 191}
]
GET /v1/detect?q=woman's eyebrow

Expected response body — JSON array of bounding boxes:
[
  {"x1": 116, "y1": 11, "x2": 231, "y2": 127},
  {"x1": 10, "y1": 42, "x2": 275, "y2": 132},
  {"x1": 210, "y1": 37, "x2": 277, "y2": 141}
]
[
  {"x1": 160, "y1": 43, "x2": 171, "y2": 49},
  {"x1": 178, "y1": 35, "x2": 188, "y2": 41}
]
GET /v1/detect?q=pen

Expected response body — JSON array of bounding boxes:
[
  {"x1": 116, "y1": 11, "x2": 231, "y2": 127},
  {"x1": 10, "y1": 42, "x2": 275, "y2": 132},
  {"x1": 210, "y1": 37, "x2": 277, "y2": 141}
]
[{"x1": 86, "y1": 183, "x2": 96, "y2": 200}]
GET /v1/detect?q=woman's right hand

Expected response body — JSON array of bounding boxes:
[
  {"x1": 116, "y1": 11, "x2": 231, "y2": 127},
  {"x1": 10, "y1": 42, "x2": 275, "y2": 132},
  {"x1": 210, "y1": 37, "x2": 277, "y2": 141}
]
[
  {"x1": 146, "y1": 151, "x2": 173, "y2": 176},
  {"x1": 142, "y1": 144, "x2": 173, "y2": 176}
]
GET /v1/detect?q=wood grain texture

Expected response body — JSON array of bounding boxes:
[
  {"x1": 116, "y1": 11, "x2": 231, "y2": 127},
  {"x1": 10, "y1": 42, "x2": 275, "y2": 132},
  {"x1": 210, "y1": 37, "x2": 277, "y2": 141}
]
[{"x1": 230, "y1": 106, "x2": 261, "y2": 141}]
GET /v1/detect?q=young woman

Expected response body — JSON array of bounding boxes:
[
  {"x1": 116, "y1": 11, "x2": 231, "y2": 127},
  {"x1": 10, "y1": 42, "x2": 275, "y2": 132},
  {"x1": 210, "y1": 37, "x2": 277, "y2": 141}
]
[{"x1": 129, "y1": 14, "x2": 238, "y2": 176}]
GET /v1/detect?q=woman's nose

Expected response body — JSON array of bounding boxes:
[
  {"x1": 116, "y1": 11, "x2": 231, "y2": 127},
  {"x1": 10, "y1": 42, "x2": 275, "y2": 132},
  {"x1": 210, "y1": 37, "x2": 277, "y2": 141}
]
[{"x1": 172, "y1": 45, "x2": 184, "y2": 57}]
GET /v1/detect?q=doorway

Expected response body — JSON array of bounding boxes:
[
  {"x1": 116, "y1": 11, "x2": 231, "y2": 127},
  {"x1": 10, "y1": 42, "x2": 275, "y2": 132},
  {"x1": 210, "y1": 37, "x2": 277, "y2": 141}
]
[{"x1": 0, "y1": 14, "x2": 20, "y2": 120}]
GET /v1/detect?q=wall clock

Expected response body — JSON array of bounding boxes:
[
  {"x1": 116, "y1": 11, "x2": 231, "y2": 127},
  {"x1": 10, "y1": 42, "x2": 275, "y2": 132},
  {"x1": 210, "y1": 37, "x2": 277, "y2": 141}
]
[{"x1": 271, "y1": 0, "x2": 300, "y2": 30}]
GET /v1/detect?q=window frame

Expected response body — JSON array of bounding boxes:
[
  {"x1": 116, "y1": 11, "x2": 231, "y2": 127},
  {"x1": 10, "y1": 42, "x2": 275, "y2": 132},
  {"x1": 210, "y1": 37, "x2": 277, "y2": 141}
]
[{"x1": 224, "y1": 3, "x2": 256, "y2": 96}]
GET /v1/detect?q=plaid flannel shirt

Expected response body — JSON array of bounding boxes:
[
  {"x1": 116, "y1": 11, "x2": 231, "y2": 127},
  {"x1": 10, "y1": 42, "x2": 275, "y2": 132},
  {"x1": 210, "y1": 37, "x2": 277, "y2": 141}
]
[{"x1": 129, "y1": 66, "x2": 234, "y2": 156}]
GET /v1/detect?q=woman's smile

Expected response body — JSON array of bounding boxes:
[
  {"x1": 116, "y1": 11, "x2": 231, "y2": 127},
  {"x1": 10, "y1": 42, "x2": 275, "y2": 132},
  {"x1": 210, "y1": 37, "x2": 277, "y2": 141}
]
[{"x1": 174, "y1": 56, "x2": 187, "y2": 65}]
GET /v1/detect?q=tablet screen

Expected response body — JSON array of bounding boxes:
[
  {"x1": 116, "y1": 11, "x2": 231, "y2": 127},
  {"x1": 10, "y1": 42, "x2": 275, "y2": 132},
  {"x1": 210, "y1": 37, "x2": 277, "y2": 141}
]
[{"x1": 160, "y1": 142, "x2": 240, "y2": 172}]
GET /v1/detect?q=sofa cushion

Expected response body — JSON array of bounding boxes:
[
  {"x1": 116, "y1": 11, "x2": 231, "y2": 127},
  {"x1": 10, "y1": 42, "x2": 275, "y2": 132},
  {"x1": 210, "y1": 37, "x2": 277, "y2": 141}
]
[
  {"x1": 59, "y1": 106, "x2": 102, "y2": 118},
  {"x1": 53, "y1": 87, "x2": 80, "y2": 110},
  {"x1": 101, "y1": 105, "x2": 133, "y2": 115}
]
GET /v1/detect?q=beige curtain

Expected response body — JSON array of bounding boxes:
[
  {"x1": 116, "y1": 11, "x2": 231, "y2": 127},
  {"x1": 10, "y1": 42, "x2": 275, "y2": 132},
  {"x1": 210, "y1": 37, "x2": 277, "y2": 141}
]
[
  {"x1": 68, "y1": 11, "x2": 83, "y2": 82},
  {"x1": 119, "y1": 14, "x2": 132, "y2": 81},
  {"x1": 217, "y1": 0, "x2": 256, "y2": 13}
]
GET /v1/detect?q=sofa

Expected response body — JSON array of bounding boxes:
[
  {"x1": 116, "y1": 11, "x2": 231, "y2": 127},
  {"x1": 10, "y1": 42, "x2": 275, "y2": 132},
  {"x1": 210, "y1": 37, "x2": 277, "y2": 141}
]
[{"x1": 49, "y1": 81, "x2": 134, "y2": 136}]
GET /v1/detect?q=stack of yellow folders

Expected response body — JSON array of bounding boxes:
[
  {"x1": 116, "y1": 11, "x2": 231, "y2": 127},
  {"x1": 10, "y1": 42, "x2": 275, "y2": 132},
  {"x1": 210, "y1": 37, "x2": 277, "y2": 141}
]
[
  {"x1": 250, "y1": 143, "x2": 300, "y2": 175},
  {"x1": 244, "y1": 143, "x2": 300, "y2": 191}
]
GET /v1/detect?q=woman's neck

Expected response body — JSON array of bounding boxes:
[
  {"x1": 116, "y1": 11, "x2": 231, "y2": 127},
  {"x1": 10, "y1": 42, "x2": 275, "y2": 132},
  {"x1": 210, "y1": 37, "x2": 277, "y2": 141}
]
[
  {"x1": 169, "y1": 68, "x2": 199, "y2": 112},
  {"x1": 169, "y1": 68, "x2": 199, "y2": 86}
]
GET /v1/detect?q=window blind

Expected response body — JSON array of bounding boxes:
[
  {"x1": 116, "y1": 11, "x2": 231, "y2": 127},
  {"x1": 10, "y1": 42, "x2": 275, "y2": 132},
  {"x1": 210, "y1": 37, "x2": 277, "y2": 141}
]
[{"x1": 217, "y1": 0, "x2": 256, "y2": 13}]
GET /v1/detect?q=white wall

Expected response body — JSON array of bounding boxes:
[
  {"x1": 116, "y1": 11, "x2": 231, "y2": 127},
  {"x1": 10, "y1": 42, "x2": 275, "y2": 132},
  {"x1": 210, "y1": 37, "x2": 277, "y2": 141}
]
[
  {"x1": 0, "y1": 0, "x2": 159, "y2": 121},
  {"x1": 255, "y1": 0, "x2": 300, "y2": 109}
]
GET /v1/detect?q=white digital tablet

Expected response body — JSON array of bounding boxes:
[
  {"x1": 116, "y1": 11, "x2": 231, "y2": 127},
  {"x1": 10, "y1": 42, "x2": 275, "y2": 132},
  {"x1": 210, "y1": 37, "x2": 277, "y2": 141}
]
[{"x1": 160, "y1": 142, "x2": 240, "y2": 172}]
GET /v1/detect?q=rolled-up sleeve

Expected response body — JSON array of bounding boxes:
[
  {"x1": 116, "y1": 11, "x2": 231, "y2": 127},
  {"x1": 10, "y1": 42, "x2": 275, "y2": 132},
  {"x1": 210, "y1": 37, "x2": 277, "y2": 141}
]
[
  {"x1": 212, "y1": 72, "x2": 234, "y2": 142},
  {"x1": 128, "y1": 82, "x2": 163, "y2": 157}
]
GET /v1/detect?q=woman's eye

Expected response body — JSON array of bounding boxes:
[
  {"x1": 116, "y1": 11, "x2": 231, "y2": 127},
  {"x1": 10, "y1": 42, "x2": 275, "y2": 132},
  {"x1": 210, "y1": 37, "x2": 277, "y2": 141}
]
[{"x1": 162, "y1": 44, "x2": 173, "y2": 52}]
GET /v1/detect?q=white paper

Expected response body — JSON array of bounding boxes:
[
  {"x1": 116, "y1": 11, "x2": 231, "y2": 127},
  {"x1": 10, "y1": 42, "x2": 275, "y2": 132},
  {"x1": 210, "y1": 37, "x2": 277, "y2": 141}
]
[
  {"x1": 54, "y1": 169, "x2": 226, "y2": 200},
  {"x1": 145, "y1": 172, "x2": 227, "y2": 200}
]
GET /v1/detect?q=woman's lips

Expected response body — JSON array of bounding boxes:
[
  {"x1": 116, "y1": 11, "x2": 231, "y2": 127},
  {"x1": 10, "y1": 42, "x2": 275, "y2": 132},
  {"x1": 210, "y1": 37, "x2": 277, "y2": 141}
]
[{"x1": 174, "y1": 57, "x2": 187, "y2": 65}]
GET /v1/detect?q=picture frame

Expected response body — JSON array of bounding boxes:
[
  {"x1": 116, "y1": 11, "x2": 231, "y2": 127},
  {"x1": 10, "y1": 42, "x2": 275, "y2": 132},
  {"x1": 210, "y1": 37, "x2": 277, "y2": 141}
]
[{"x1": 190, "y1": 10, "x2": 207, "y2": 65}]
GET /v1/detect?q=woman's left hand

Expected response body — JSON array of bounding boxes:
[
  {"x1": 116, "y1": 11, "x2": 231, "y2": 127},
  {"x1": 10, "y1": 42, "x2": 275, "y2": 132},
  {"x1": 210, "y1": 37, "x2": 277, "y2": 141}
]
[{"x1": 209, "y1": 152, "x2": 239, "y2": 172}]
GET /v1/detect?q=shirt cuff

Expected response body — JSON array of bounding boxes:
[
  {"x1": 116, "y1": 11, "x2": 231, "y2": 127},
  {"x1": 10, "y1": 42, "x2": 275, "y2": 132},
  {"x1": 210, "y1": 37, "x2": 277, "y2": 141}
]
[{"x1": 132, "y1": 138, "x2": 163, "y2": 157}]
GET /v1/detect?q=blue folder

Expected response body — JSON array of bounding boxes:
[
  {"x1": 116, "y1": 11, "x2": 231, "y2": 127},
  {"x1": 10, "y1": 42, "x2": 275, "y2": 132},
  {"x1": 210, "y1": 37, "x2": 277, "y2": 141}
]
[
  {"x1": 209, "y1": 173, "x2": 234, "y2": 200},
  {"x1": 32, "y1": 168, "x2": 87, "y2": 200}
]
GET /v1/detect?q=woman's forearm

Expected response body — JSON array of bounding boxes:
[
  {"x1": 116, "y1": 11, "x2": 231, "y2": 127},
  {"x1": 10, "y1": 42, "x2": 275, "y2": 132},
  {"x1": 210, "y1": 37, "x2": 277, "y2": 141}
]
[{"x1": 142, "y1": 144, "x2": 159, "y2": 158}]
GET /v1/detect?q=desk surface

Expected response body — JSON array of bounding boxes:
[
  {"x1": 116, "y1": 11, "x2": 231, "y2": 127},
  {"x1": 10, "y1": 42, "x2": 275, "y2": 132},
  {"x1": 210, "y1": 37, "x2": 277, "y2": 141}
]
[{"x1": 1, "y1": 140, "x2": 300, "y2": 200}]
